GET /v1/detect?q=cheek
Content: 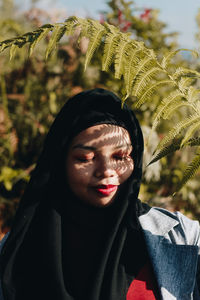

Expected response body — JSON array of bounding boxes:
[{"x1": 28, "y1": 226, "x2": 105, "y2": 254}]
[
  {"x1": 66, "y1": 162, "x2": 93, "y2": 185},
  {"x1": 118, "y1": 160, "x2": 134, "y2": 183}
]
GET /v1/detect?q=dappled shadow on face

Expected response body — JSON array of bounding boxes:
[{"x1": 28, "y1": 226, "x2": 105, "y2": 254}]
[
  {"x1": 66, "y1": 124, "x2": 134, "y2": 183},
  {"x1": 65, "y1": 124, "x2": 135, "y2": 206}
]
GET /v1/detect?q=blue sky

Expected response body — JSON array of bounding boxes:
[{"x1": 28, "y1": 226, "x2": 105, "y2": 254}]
[{"x1": 21, "y1": 0, "x2": 200, "y2": 49}]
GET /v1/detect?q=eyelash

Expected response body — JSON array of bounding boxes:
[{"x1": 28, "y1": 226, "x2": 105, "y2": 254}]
[
  {"x1": 77, "y1": 158, "x2": 92, "y2": 162},
  {"x1": 114, "y1": 155, "x2": 128, "y2": 161},
  {"x1": 77, "y1": 153, "x2": 131, "y2": 163}
]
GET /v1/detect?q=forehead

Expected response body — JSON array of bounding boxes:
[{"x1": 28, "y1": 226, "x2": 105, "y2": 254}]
[{"x1": 70, "y1": 124, "x2": 132, "y2": 148}]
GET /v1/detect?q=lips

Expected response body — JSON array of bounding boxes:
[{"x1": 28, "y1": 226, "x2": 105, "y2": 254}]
[{"x1": 95, "y1": 185, "x2": 118, "y2": 196}]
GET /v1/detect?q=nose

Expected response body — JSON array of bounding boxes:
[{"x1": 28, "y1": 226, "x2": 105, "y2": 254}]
[{"x1": 94, "y1": 157, "x2": 116, "y2": 179}]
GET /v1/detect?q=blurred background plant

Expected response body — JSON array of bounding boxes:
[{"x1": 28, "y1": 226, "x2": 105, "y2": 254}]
[{"x1": 0, "y1": 0, "x2": 200, "y2": 239}]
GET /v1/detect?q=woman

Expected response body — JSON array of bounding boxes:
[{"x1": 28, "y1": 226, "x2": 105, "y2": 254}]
[{"x1": 0, "y1": 88, "x2": 200, "y2": 300}]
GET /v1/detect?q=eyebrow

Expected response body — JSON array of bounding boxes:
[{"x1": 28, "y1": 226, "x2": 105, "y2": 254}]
[{"x1": 72, "y1": 143, "x2": 132, "y2": 151}]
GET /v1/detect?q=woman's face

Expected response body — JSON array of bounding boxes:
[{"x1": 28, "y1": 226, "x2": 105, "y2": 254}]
[{"x1": 66, "y1": 124, "x2": 134, "y2": 207}]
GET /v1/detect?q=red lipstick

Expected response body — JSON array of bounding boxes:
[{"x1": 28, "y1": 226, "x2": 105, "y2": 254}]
[{"x1": 95, "y1": 185, "x2": 118, "y2": 196}]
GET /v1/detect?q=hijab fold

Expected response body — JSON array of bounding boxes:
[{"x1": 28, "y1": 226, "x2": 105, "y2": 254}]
[{"x1": 1, "y1": 88, "x2": 148, "y2": 300}]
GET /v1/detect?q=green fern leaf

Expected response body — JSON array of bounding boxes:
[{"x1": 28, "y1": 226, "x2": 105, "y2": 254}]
[
  {"x1": 136, "y1": 80, "x2": 174, "y2": 108},
  {"x1": 123, "y1": 47, "x2": 141, "y2": 97},
  {"x1": 132, "y1": 40, "x2": 156, "y2": 60},
  {"x1": 130, "y1": 56, "x2": 155, "y2": 97},
  {"x1": 157, "y1": 114, "x2": 200, "y2": 150},
  {"x1": 152, "y1": 91, "x2": 185, "y2": 131},
  {"x1": 101, "y1": 23, "x2": 121, "y2": 72},
  {"x1": 161, "y1": 48, "x2": 199, "y2": 69},
  {"x1": 84, "y1": 19, "x2": 106, "y2": 71},
  {"x1": 181, "y1": 121, "x2": 200, "y2": 147},
  {"x1": 102, "y1": 32, "x2": 121, "y2": 72},
  {"x1": 187, "y1": 87, "x2": 200, "y2": 103},
  {"x1": 162, "y1": 101, "x2": 194, "y2": 120},
  {"x1": 0, "y1": 38, "x2": 15, "y2": 53},
  {"x1": 133, "y1": 56, "x2": 153, "y2": 81},
  {"x1": 45, "y1": 24, "x2": 67, "y2": 59},
  {"x1": 173, "y1": 67, "x2": 200, "y2": 80},
  {"x1": 187, "y1": 137, "x2": 200, "y2": 147},
  {"x1": 78, "y1": 20, "x2": 91, "y2": 39},
  {"x1": 177, "y1": 77, "x2": 193, "y2": 93},
  {"x1": 114, "y1": 33, "x2": 131, "y2": 79},
  {"x1": 9, "y1": 43, "x2": 18, "y2": 60},
  {"x1": 175, "y1": 150, "x2": 200, "y2": 192},
  {"x1": 149, "y1": 138, "x2": 182, "y2": 165},
  {"x1": 29, "y1": 26, "x2": 52, "y2": 56},
  {"x1": 64, "y1": 16, "x2": 79, "y2": 36},
  {"x1": 133, "y1": 66, "x2": 162, "y2": 98},
  {"x1": 135, "y1": 80, "x2": 173, "y2": 108}
]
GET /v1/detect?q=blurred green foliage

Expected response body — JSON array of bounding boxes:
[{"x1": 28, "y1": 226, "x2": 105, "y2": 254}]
[{"x1": 0, "y1": 0, "x2": 200, "y2": 234}]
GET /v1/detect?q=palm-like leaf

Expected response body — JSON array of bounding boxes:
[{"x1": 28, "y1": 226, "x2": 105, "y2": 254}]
[
  {"x1": 83, "y1": 19, "x2": 106, "y2": 71},
  {"x1": 150, "y1": 138, "x2": 182, "y2": 164},
  {"x1": 29, "y1": 25, "x2": 52, "y2": 56},
  {"x1": 123, "y1": 47, "x2": 141, "y2": 98},
  {"x1": 45, "y1": 24, "x2": 67, "y2": 59},
  {"x1": 180, "y1": 121, "x2": 200, "y2": 147},
  {"x1": 101, "y1": 25, "x2": 121, "y2": 72},
  {"x1": 135, "y1": 80, "x2": 174, "y2": 107},
  {"x1": 162, "y1": 100, "x2": 195, "y2": 120},
  {"x1": 133, "y1": 66, "x2": 162, "y2": 98},
  {"x1": 152, "y1": 91, "x2": 185, "y2": 131},
  {"x1": 175, "y1": 150, "x2": 200, "y2": 193},
  {"x1": 157, "y1": 114, "x2": 200, "y2": 150},
  {"x1": 173, "y1": 67, "x2": 200, "y2": 80},
  {"x1": 161, "y1": 49, "x2": 198, "y2": 69},
  {"x1": 114, "y1": 33, "x2": 131, "y2": 79}
]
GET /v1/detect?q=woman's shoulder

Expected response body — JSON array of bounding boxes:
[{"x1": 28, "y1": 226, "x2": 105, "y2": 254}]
[
  {"x1": 154, "y1": 207, "x2": 199, "y2": 231},
  {"x1": 153, "y1": 206, "x2": 199, "y2": 223},
  {"x1": 139, "y1": 206, "x2": 200, "y2": 246}
]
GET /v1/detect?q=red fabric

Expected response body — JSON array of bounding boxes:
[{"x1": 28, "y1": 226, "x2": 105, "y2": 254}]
[{"x1": 126, "y1": 262, "x2": 159, "y2": 300}]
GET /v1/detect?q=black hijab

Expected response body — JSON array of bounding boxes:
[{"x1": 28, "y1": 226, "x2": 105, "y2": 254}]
[{"x1": 0, "y1": 88, "x2": 149, "y2": 300}]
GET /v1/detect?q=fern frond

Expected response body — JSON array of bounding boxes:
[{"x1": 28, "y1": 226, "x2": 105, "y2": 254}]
[
  {"x1": 114, "y1": 33, "x2": 131, "y2": 79},
  {"x1": 64, "y1": 16, "x2": 79, "y2": 36},
  {"x1": 45, "y1": 24, "x2": 67, "y2": 59},
  {"x1": 149, "y1": 138, "x2": 182, "y2": 165},
  {"x1": 132, "y1": 40, "x2": 156, "y2": 60},
  {"x1": 123, "y1": 47, "x2": 141, "y2": 97},
  {"x1": 151, "y1": 137, "x2": 200, "y2": 166},
  {"x1": 161, "y1": 48, "x2": 199, "y2": 69},
  {"x1": 187, "y1": 87, "x2": 200, "y2": 103},
  {"x1": 130, "y1": 56, "x2": 155, "y2": 97},
  {"x1": 102, "y1": 31, "x2": 121, "y2": 72},
  {"x1": 0, "y1": 38, "x2": 14, "y2": 53},
  {"x1": 181, "y1": 121, "x2": 200, "y2": 147},
  {"x1": 175, "y1": 150, "x2": 200, "y2": 192},
  {"x1": 135, "y1": 80, "x2": 174, "y2": 108},
  {"x1": 29, "y1": 25, "x2": 52, "y2": 56},
  {"x1": 187, "y1": 137, "x2": 200, "y2": 147},
  {"x1": 78, "y1": 21, "x2": 91, "y2": 40},
  {"x1": 157, "y1": 114, "x2": 200, "y2": 150},
  {"x1": 84, "y1": 19, "x2": 106, "y2": 71},
  {"x1": 173, "y1": 67, "x2": 200, "y2": 80},
  {"x1": 177, "y1": 77, "x2": 193, "y2": 94},
  {"x1": 162, "y1": 101, "x2": 195, "y2": 120},
  {"x1": 9, "y1": 44, "x2": 18, "y2": 60},
  {"x1": 133, "y1": 66, "x2": 162, "y2": 98},
  {"x1": 152, "y1": 91, "x2": 185, "y2": 131},
  {"x1": 0, "y1": 24, "x2": 54, "y2": 56}
]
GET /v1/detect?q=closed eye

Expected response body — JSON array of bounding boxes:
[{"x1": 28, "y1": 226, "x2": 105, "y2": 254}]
[
  {"x1": 77, "y1": 158, "x2": 90, "y2": 162},
  {"x1": 113, "y1": 154, "x2": 131, "y2": 161},
  {"x1": 76, "y1": 155, "x2": 95, "y2": 162}
]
